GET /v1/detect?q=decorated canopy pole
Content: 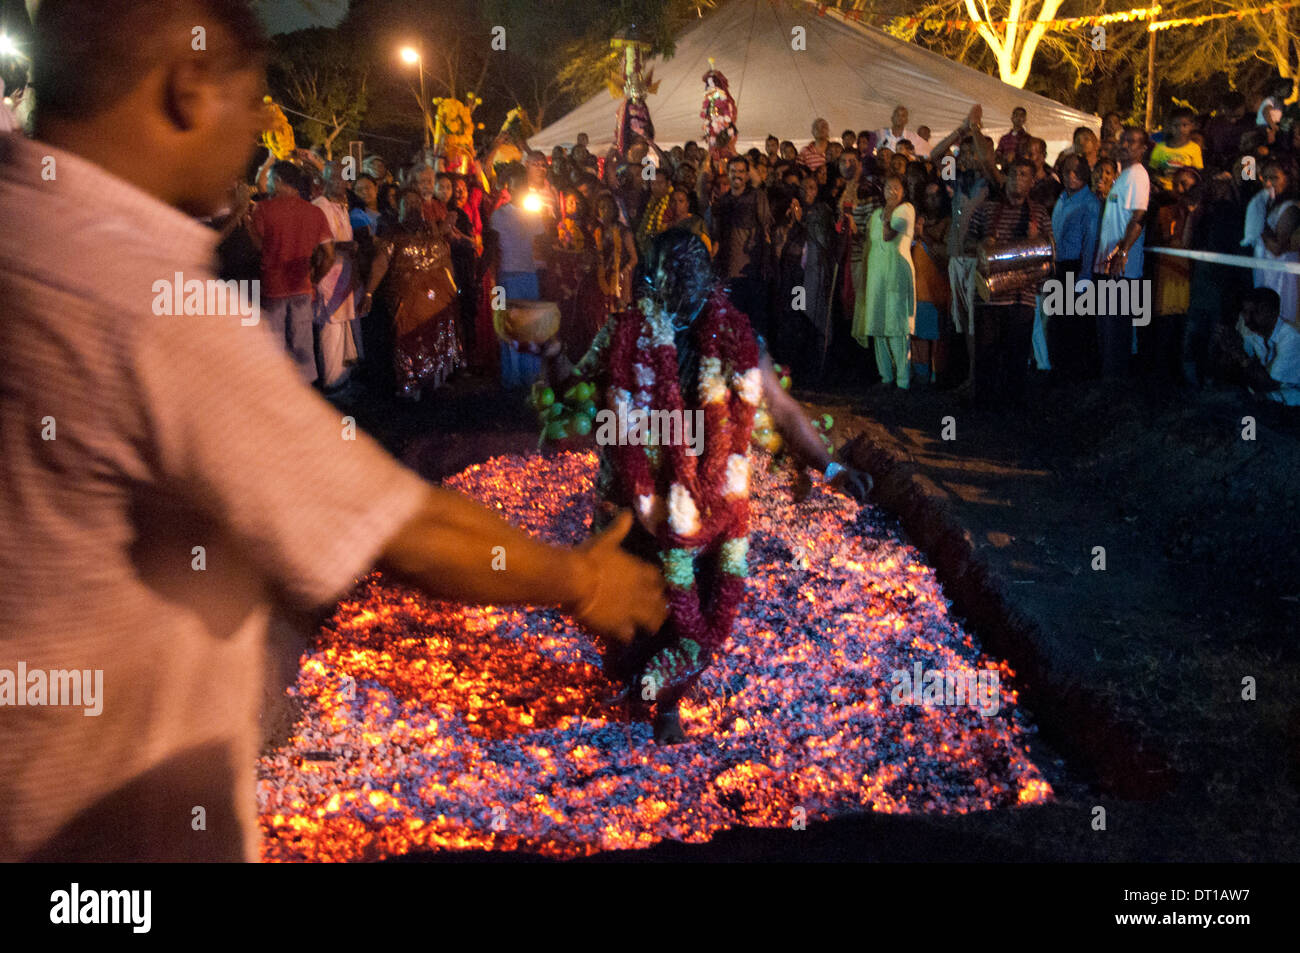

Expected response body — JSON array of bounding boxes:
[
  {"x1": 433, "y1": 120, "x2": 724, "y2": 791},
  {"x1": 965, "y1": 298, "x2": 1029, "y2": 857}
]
[
  {"x1": 700, "y1": 58, "x2": 738, "y2": 156},
  {"x1": 607, "y1": 27, "x2": 659, "y2": 157},
  {"x1": 431, "y1": 93, "x2": 483, "y2": 175}
]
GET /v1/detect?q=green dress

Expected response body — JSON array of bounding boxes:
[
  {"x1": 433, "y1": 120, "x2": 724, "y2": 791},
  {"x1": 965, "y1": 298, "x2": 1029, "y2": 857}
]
[{"x1": 856, "y1": 202, "x2": 916, "y2": 346}]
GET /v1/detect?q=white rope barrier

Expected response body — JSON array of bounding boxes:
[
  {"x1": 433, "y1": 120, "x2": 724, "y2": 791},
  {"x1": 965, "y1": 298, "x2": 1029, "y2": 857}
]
[{"x1": 1144, "y1": 246, "x2": 1300, "y2": 275}]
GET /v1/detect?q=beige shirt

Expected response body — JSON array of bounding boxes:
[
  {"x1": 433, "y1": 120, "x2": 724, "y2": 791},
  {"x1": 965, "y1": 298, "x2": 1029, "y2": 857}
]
[{"x1": 0, "y1": 134, "x2": 428, "y2": 861}]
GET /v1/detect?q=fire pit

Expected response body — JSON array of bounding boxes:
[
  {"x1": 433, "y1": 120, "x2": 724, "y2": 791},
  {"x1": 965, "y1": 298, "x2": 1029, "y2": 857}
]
[{"x1": 258, "y1": 451, "x2": 1052, "y2": 861}]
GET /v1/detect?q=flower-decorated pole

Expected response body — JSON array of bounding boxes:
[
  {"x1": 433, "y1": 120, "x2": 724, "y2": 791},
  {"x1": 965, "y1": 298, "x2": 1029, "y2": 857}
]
[
  {"x1": 609, "y1": 27, "x2": 659, "y2": 158},
  {"x1": 700, "y1": 58, "x2": 738, "y2": 155},
  {"x1": 431, "y1": 94, "x2": 483, "y2": 175}
]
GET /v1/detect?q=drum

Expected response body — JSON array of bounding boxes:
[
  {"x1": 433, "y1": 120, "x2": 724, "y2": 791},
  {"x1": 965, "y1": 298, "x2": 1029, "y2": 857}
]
[
  {"x1": 493, "y1": 299, "x2": 561, "y2": 345},
  {"x1": 976, "y1": 260, "x2": 1053, "y2": 301},
  {"x1": 977, "y1": 236, "x2": 1055, "y2": 276}
]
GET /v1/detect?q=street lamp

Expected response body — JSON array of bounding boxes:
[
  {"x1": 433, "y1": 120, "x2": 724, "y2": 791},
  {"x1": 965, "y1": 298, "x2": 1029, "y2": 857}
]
[{"x1": 399, "y1": 45, "x2": 431, "y2": 152}]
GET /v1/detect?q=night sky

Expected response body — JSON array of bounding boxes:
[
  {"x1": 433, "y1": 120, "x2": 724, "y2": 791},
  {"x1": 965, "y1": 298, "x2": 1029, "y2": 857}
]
[
  {"x1": 258, "y1": 0, "x2": 348, "y2": 35},
  {"x1": 0, "y1": 0, "x2": 348, "y2": 39}
]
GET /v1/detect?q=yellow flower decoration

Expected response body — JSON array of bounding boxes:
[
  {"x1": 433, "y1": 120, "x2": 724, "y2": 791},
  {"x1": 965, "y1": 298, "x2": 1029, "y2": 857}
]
[{"x1": 261, "y1": 97, "x2": 295, "y2": 160}]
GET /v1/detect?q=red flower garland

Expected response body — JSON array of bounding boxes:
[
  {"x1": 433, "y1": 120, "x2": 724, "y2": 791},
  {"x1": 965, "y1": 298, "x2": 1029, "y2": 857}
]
[{"x1": 604, "y1": 291, "x2": 759, "y2": 687}]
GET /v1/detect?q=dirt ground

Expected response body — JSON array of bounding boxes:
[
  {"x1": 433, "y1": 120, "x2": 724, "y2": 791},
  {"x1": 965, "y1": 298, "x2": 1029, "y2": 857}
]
[
  {"x1": 808, "y1": 372, "x2": 1300, "y2": 862},
  {"x1": 281, "y1": 362, "x2": 1298, "y2": 862}
]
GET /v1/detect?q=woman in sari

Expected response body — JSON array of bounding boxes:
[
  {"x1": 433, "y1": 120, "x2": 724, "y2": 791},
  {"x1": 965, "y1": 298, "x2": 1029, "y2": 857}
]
[
  {"x1": 376, "y1": 182, "x2": 402, "y2": 236},
  {"x1": 593, "y1": 191, "x2": 638, "y2": 314},
  {"x1": 769, "y1": 191, "x2": 808, "y2": 368},
  {"x1": 661, "y1": 186, "x2": 711, "y2": 255},
  {"x1": 545, "y1": 190, "x2": 607, "y2": 361},
  {"x1": 359, "y1": 189, "x2": 464, "y2": 402},
  {"x1": 800, "y1": 175, "x2": 836, "y2": 383}
]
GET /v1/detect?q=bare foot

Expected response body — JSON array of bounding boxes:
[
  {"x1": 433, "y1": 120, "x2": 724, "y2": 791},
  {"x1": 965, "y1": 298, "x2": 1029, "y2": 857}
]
[{"x1": 653, "y1": 706, "x2": 686, "y2": 745}]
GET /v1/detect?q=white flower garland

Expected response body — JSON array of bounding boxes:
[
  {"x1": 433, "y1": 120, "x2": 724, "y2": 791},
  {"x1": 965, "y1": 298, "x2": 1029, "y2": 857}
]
[
  {"x1": 723, "y1": 453, "x2": 749, "y2": 499},
  {"x1": 667, "y1": 482, "x2": 701, "y2": 538},
  {"x1": 733, "y1": 367, "x2": 763, "y2": 407},
  {"x1": 699, "y1": 356, "x2": 727, "y2": 404},
  {"x1": 636, "y1": 493, "x2": 666, "y2": 530}
]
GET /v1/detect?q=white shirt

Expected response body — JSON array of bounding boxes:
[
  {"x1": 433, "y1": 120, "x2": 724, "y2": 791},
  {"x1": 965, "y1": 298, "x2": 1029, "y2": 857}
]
[
  {"x1": 312, "y1": 195, "x2": 356, "y2": 324},
  {"x1": 876, "y1": 127, "x2": 915, "y2": 151},
  {"x1": 1243, "y1": 317, "x2": 1300, "y2": 403},
  {"x1": 1097, "y1": 162, "x2": 1150, "y2": 277},
  {"x1": 1242, "y1": 189, "x2": 1269, "y2": 249}
]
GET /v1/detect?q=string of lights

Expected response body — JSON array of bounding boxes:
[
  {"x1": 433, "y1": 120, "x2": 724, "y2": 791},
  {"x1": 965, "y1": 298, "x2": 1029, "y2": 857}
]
[{"x1": 813, "y1": 0, "x2": 1300, "y2": 34}]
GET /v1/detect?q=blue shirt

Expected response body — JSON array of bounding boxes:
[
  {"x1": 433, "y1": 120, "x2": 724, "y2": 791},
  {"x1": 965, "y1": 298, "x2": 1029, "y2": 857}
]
[
  {"x1": 492, "y1": 201, "x2": 544, "y2": 274},
  {"x1": 349, "y1": 207, "x2": 380, "y2": 235},
  {"x1": 1051, "y1": 185, "x2": 1101, "y2": 278}
]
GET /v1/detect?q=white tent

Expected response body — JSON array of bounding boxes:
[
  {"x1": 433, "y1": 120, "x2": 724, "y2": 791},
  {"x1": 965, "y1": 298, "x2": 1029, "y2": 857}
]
[{"x1": 532, "y1": 0, "x2": 1096, "y2": 160}]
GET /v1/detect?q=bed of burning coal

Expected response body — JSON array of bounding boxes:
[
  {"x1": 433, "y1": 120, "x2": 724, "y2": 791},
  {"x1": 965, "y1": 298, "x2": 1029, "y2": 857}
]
[{"x1": 258, "y1": 451, "x2": 1053, "y2": 861}]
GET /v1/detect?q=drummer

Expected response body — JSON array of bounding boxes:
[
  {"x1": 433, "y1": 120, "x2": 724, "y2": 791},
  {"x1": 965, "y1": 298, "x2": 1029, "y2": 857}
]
[{"x1": 963, "y1": 158, "x2": 1054, "y2": 410}]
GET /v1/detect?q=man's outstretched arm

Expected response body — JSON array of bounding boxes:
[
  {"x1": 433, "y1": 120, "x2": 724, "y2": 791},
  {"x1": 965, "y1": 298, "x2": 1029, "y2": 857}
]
[{"x1": 376, "y1": 488, "x2": 668, "y2": 645}]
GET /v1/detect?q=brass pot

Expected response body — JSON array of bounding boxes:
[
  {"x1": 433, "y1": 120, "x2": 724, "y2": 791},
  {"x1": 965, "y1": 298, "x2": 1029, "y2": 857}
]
[{"x1": 493, "y1": 299, "x2": 561, "y2": 345}]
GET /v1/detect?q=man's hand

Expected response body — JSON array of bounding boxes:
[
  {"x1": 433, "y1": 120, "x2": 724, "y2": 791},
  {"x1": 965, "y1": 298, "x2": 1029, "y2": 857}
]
[
  {"x1": 1103, "y1": 244, "x2": 1127, "y2": 276},
  {"x1": 378, "y1": 491, "x2": 665, "y2": 650},
  {"x1": 295, "y1": 149, "x2": 325, "y2": 172},
  {"x1": 566, "y1": 511, "x2": 668, "y2": 645}
]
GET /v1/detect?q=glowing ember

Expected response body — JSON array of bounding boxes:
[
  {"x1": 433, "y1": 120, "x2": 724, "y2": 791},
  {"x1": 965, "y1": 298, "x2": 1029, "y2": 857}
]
[{"x1": 259, "y1": 452, "x2": 1052, "y2": 861}]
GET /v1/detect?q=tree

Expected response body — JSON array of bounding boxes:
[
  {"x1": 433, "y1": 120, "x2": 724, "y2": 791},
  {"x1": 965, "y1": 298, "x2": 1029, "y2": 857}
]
[
  {"x1": 1233, "y1": 0, "x2": 1300, "y2": 102},
  {"x1": 852, "y1": 0, "x2": 1287, "y2": 119},
  {"x1": 549, "y1": 0, "x2": 717, "y2": 106},
  {"x1": 867, "y1": 0, "x2": 1068, "y2": 88},
  {"x1": 269, "y1": 28, "x2": 370, "y2": 159}
]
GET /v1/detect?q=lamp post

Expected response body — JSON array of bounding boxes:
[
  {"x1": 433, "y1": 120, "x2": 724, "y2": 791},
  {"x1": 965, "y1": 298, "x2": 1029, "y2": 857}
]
[{"x1": 400, "y1": 45, "x2": 431, "y2": 152}]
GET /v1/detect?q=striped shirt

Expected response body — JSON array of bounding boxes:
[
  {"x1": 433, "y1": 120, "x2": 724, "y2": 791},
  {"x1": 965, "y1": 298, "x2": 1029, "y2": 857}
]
[
  {"x1": 967, "y1": 197, "x2": 1054, "y2": 307},
  {"x1": 0, "y1": 134, "x2": 428, "y2": 861},
  {"x1": 799, "y1": 141, "x2": 829, "y2": 171}
]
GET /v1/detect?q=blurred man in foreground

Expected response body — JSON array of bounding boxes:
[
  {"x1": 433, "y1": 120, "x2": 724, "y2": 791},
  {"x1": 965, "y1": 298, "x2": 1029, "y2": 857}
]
[{"x1": 0, "y1": 0, "x2": 666, "y2": 862}]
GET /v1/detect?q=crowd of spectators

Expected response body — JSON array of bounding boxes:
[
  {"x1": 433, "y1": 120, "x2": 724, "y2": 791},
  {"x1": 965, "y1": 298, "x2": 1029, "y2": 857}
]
[{"x1": 183, "y1": 81, "x2": 1300, "y2": 410}]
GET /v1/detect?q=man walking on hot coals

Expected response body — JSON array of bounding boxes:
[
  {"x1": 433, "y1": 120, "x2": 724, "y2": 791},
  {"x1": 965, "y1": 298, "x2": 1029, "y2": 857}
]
[{"x1": 539, "y1": 229, "x2": 871, "y2": 743}]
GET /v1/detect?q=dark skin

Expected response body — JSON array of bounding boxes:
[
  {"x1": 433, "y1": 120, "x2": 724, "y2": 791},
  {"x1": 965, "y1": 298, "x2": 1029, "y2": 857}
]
[
  {"x1": 37, "y1": 8, "x2": 666, "y2": 647},
  {"x1": 538, "y1": 250, "x2": 872, "y2": 742},
  {"x1": 964, "y1": 165, "x2": 1036, "y2": 256},
  {"x1": 929, "y1": 104, "x2": 1002, "y2": 186},
  {"x1": 1258, "y1": 166, "x2": 1300, "y2": 256},
  {"x1": 539, "y1": 343, "x2": 871, "y2": 502},
  {"x1": 1101, "y1": 130, "x2": 1150, "y2": 275},
  {"x1": 1241, "y1": 301, "x2": 1283, "y2": 393},
  {"x1": 880, "y1": 177, "x2": 905, "y2": 242}
]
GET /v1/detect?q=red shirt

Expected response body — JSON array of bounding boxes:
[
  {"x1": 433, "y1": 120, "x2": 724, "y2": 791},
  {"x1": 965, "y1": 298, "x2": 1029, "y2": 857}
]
[{"x1": 251, "y1": 195, "x2": 332, "y2": 299}]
